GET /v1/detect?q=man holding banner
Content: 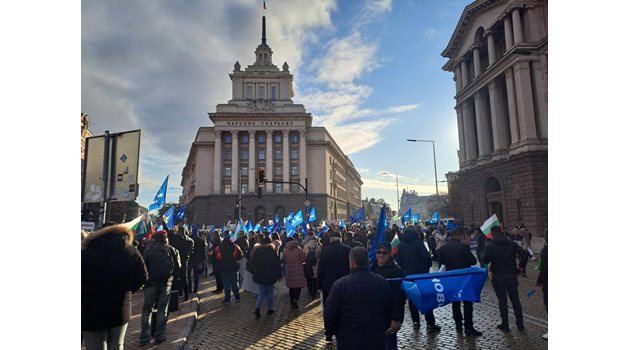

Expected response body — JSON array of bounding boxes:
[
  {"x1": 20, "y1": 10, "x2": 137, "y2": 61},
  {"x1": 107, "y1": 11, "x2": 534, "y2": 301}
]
[{"x1": 482, "y1": 225, "x2": 529, "y2": 331}]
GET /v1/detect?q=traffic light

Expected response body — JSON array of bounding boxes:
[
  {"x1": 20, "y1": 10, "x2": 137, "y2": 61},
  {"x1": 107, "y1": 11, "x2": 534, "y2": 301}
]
[
  {"x1": 257, "y1": 187, "x2": 262, "y2": 199},
  {"x1": 256, "y1": 167, "x2": 266, "y2": 185}
]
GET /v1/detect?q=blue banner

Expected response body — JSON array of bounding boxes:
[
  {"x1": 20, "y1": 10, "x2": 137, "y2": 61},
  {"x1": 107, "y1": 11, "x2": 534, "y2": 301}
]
[
  {"x1": 148, "y1": 176, "x2": 169, "y2": 212},
  {"x1": 349, "y1": 207, "x2": 365, "y2": 224},
  {"x1": 401, "y1": 208, "x2": 411, "y2": 227},
  {"x1": 429, "y1": 211, "x2": 439, "y2": 224},
  {"x1": 400, "y1": 267, "x2": 487, "y2": 314},
  {"x1": 368, "y1": 205, "x2": 387, "y2": 268}
]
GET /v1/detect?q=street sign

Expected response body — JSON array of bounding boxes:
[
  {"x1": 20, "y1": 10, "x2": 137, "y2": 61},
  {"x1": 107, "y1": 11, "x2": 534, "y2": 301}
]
[{"x1": 304, "y1": 200, "x2": 311, "y2": 207}]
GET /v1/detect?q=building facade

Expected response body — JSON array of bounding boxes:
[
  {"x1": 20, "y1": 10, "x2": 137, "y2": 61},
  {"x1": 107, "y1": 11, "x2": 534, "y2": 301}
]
[
  {"x1": 441, "y1": 0, "x2": 547, "y2": 235},
  {"x1": 181, "y1": 16, "x2": 362, "y2": 226}
]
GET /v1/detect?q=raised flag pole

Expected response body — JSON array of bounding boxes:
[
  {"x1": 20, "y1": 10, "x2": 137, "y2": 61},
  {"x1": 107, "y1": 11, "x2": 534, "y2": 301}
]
[{"x1": 98, "y1": 130, "x2": 111, "y2": 229}]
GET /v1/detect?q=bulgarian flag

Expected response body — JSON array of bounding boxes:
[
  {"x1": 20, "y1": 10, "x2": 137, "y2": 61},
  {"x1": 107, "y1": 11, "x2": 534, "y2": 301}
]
[
  {"x1": 124, "y1": 215, "x2": 144, "y2": 232},
  {"x1": 480, "y1": 214, "x2": 500, "y2": 236},
  {"x1": 391, "y1": 233, "x2": 400, "y2": 256}
]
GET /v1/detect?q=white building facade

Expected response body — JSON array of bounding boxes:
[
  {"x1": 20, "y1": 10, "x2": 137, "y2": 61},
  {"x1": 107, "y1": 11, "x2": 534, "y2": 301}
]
[{"x1": 181, "y1": 16, "x2": 362, "y2": 226}]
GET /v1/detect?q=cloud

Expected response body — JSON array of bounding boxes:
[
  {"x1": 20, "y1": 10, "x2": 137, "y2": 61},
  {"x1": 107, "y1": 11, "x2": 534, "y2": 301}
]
[
  {"x1": 424, "y1": 27, "x2": 440, "y2": 40},
  {"x1": 353, "y1": 0, "x2": 393, "y2": 29},
  {"x1": 361, "y1": 178, "x2": 447, "y2": 195},
  {"x1": 312, "y1": 32, "x2": 380, "y2": 85},
  {"x1": 386, "y1": 104, "x2": 420, "y2": 113}
]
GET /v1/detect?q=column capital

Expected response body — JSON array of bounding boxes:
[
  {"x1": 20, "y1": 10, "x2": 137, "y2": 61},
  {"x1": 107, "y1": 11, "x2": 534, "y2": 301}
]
[
  {"x1": 298, "y1": 129, "x2": 306, "y2": 135},
  {"x1": 248, "y1": 130, "x2": 256, "y2": 135},
  {"x1": 282, "y1": 130, "x2": 290, "y2": 135},
  {"x1": 483, "y1": 30, "x2": 494, "y2": 39},
  {"x1": 266, "y1": 129, "x2": 273, "y2": 135},
  {"x1": 471, "y1": 44, "x2": 482, "y2": 51},
  {"x1": 231, "y1": 129, "x2": 239, "y2": 136}
]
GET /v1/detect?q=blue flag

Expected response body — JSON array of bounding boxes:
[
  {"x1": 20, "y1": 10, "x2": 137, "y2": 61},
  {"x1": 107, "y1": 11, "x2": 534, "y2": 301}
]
[
  {"x1": 246, "y1": 221, "x2": 253, "y2": 233},
  {"x1": 368, "y1": 205, "x2": 388, "y2": 268},
  {"x1": 163, "y1": 205, "x2": 174, "y2": 230},
  {"x1": 411, "y1": 213, "x2": 420, "y2": 224},
  {"x1": 308, "y1": 206, "x2": 317, "y2": 222},
  {"x1": 401, "y1": 208, "x2": 411, "y2": 227},
  {"x1": 429, "y1": 211, "x2": 439, "y2": 224},
  {"x1": 317, "y1": 224, "x2": 329, "y2": 237},
  {"x1": 148, "y1": 176, "x2": 169, "y2": 212},
  {"x1": 290, "y1": 210, "x2": 304, "y2": 227},
  {"x1": 274, "y1": 213, "x2": 279, "y2": 224},
  {"x1": 445, "y1": 221, "x2": 457, "y2": 230},
  {"x1": 286, "y1": 220, "x2": 297, "y2": 238},
  {"x1": 400, "y1": 267, "x2": 488, "y2": 314},
  {"x1": 349, "y1": 207, "x2": 365, "y2": 224},
  {"x1": 526, "y1": 289, "x2": 536, "y2": 298},
  {"x1": 339, "y1": 220, "x2": 346, "y2": 228},
  {"x1": 176, "y1": 205, "x2": 187, "y2": 221}
]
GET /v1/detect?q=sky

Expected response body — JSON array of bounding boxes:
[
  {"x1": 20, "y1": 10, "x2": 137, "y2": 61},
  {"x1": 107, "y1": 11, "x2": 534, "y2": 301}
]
[{"x1": 83, "y1": 0, "x2": 476, "y2": 211}]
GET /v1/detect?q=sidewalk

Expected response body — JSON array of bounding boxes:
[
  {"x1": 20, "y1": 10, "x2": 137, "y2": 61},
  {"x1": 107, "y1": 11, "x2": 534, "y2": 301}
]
[{"x1": 81, "y1": 281, "x2": 201, "y2": 350}]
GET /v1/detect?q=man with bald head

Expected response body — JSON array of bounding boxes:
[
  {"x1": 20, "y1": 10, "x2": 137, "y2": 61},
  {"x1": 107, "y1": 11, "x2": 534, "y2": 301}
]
[{"x1": 324, "y1": 247, "x2": 394, "y2": 349}]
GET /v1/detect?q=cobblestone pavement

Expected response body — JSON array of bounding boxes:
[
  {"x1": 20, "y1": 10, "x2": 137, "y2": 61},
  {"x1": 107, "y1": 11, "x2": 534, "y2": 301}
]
[{"x1": 185, "y1": 259, "x2": 548, "y2": 349}]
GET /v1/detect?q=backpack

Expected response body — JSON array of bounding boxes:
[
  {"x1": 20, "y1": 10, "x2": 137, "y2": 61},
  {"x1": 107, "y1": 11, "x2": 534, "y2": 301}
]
[{"x1": 148, "y1": 245, "x2": 174, "y2": 280}]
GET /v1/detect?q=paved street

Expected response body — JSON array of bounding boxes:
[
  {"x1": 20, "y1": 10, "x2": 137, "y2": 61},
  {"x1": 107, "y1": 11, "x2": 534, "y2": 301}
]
[{"x1": 185, "y1": 259, "x2": 548, "y2": 349}]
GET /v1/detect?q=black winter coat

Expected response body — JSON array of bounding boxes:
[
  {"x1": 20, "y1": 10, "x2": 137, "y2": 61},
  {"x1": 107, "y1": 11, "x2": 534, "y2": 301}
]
[
  {"x1": 169, "y1": 233, "x2": 194, "y2": 267},
  {"x1": 396, "y1": 231, "x2": 433, "y2": 275},
  {"x1": 190, "y1": 236, "x2": 206, "y2": 264},
  {"x1": 537, "y1": 243, "x2": 548, "y2": 286},
  {"x1": 216, "y1": 239, "x2": 243, "y2": 273},
  {"x1": 82, "y1": 225, "x2": 148, "y2": 331},
  {"x1": 143, "y1": 240, "x2": 181, "y2": 288},
  {"x1": 482, "y1": 234, "x2": 529, "y2": 283},
  {"x1": 250, "y1": 244, "x2": 282, "y2": 285},
  {"x1": 324, "y1": 267, "x2": 392, "y2": 349},
  {"x1": 371, "y1": 259, "x2": 406, "y2": 323},
  {"x1": 438, "y1": 239, "x2": 478, "y2": 271},
  {"x1": 317, "y1": 241, "x2": 351, "y2": 292}
]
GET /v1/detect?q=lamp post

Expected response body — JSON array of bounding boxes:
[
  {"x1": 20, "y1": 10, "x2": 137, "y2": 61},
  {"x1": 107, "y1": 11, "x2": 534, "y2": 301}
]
[
  {"x1": 406, "y1": 139, "x2": 439, "y2": 197},
  {"x1": 380, "y1": 171, "x2": 400, "y2": 215},
  {"x1": 237, "y1": 167, "x2": 257, "y2": 221}
]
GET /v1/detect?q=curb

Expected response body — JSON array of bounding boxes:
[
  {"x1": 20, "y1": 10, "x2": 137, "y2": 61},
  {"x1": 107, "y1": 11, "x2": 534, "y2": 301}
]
[{"x1": 170, "y1": 296, "x2": 199, "y2": 350}]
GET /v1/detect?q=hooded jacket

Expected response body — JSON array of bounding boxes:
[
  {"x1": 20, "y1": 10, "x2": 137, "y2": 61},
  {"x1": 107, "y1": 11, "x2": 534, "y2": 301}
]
[
  {"x1": 250, "y1": 243, "x2": 282, "y2": 285},
  {"x1": 482, "y1": 233, "x2": 529, "y2": 282},
  {"x1": 395, "y1": 229, "x2": 433, "y2": 275},
  {"x1": 216, "y1": 239, "x2": 243, "y2": 273},
  {"x1": 81, "y1": 225, "x2": 148, "y2": 331},
  {"x1": 282, "y1": 240, "x2": 307, "y2": 288}
]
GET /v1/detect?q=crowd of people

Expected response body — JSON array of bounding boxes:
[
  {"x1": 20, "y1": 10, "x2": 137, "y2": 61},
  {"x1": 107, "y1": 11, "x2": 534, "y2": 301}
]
[{"x1": 81, "y1": 218, "x2": 548, "y2": 349}]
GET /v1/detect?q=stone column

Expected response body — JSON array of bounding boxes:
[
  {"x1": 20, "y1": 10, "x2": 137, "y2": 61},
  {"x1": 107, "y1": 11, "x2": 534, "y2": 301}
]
[
  {"x1": 532, "y1": 59, "x2": 548, "y2": 138},
  {"x1": 488, "y1": 80, "x2": 509, "y2": 151},
  {"x1": 213, "y1": 130, "x2": 222, "y2": 193},
  {"x1": 473, "y1": 45, "x2": 482, "y2": 79},
  {"x1": 231, "y1": 130, "x2": 238, "y2": 193},
  {"x1": 504, "y1": 15, "x2": 514, "y2": 50},
  {"x1": 299, "y1": 130, "x2": 307, "y2": 193},
  {"x1": 282, "y1": 130, "x2": 290, "y2": 192},
  {"x1": 265, "y1": 130, "x2": 273, "y2": 192},
  {"x1": 248, "y1": 130, "x2": 256, "y2": 193},
  {"x1": 462, "y1": 99, "x2": 478, "y2": 161},
  {"x1": 474, "y1": 90, "x2": 491, "y2": 157},
  {"x1": 461, "y1": 58, "x2": 470, "y2": 87},
  {"x1": 486, "y1": 31, "x2": 496, "y2": 66},
  {"x1": 504, "y1": 67, "x2": 520, "y2": 145},
  {"x1": 455, "y1": 63, "x2": 463, "y2": 92},
  {"x1": 512, "y1": 8, "x2": 523, "y2": 44},
  {"x1": 513, "y1": 60, "x2": 538, "y2": 141},
  {"x1": 456, "y1": 106, "x2": 467, "y2": 164}
]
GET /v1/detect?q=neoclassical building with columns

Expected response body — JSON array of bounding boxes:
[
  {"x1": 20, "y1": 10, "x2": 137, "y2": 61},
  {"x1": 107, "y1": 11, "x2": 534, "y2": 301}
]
[
  {"x1": 180, "y1": 16, "x2": 362, "y2": 226},
  {"x1": 442, "y1": 0, "x2": 547, "y2": 235}
]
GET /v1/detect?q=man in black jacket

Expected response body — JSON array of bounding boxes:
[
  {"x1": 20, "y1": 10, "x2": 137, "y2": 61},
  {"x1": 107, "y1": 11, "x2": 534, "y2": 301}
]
[
  {"x1": 371, "y1": 242, "x2": 405, "y2": 350},
  {"x1": 482, "y1": 225, "x2": 529, "y2": 331},
  {"x1": 438, "y1": 227, "x2": 482, "y2": 336},
  {"x1": 189, "y1": 231, "x2": 206, "y2": 294},
  {"x1": 342, "y1": 231, "x2": 364, "y2": 249},
  {"x1": 317, "y1": 231, "x2": 351, "y2": 344},
  {"x1": 324, "y1": 247, "x2": 393, "y2": 350},
  {"x1": 395, "y1": 227, "x2": 441, "y2": 332},
  {"x1": 169, "y1": 226, "x2": 194, "y2": 301}
]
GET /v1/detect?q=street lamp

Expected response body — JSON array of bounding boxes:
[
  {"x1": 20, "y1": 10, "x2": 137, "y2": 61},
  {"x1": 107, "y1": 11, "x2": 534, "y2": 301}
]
[
  {"x1": 406, "y1": 139, "x2": 439, "y2": 197},
  {"x1": 380, "y1": 171, "x2": 400, "y2": 215}
]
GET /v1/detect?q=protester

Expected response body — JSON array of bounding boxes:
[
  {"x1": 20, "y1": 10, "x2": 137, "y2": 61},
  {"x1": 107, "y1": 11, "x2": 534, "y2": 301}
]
[
  {"x1": 353, "y1": 229, "x2": 368, "y2": 249},
  {"x1": 324, "y1": 247, "x2": 394, "y2": 349},
  {"x1": 281, "y1": 235, "x2": 307, "y2": 309},
  {"x1": 520, "y1": 226, "x2": 535, "y2": 260},
  {"x1": 271, "y1": 232, "x2": 282, "y2": 252},
  {"x1": 371, "y1": 242, "x2": 405, "y2": 350},
  {"x1": 139, "y1": 230, "x2": 181, "y2": 345},
  {"x1": 437, "y1": 228, "x2": 483, "y2": 336},
  {"x1": 249, "y1": 236, "x2": 282, "y2": 318},
  {"x1": 302, "y1": 232, "x2": 322, "y2": 299},
  {"x1": 82, "y1": 224, "x2": 148, "y2": 350},
  {"x1": 236, "y1": 230, "x2": 250, "y2": 287},
  {"x1": 208, "y1": 231, "x2": 224, "y2": 294},
  {"x1": 215, "y1": 236, "x2": 244, "y2": 304},
  {"x1": 342, "y1": 230, "x2": 364, "y2": 249},
  {"x1": 396, "y1": 226, "x2": 441, "y2": 332},
  {"x1": 537, "y1": 228, "x2": 548, "y2": 340},
  {"x1": 169, "y1": 226, "x2": 194, "y2": 301},
  {"x1": 317, "y1": 231, "x2": 351, "y2": 344},
  {"x1": 189, "y1": 229, "x2": 207, "y2": 294},
  {"x1": 482, "y1": 225, "x2": 529, "y2": 331}
]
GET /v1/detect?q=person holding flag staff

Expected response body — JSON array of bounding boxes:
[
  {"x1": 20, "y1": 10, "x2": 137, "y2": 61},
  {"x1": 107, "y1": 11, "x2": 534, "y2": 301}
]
[{"x1": 482, "y1": 225, "x2": 529, "y2": 331}]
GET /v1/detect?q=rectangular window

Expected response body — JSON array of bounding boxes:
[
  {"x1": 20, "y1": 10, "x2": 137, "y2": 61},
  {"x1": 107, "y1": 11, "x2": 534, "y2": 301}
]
[
  {"x1": 223, "y1": 150, "x2": 231, "y2": 160},
  {"x1": 274, "y1": 135, "x2": 282, "y2": 144},
  {"x1": 224, "y1": 184, "x2": 231, "y2": 194},
  {"x1": 290, "y1": 184, "x2": 300, "y2": 193},
  {"x1": 258, "y1": 150, "x2": 265, "y2": 160},
  {"x1": 258, "y1": 135, "x2": 265, "y2": 144},
  {"x1": 274, "y1": 183, "x2": 282, "y2": 193},
  {"x1": 241, "y1": 183, "x2": 248, "y2": 194},
  {"x1": 225, "y1": 135, "x2": 232, "y2": 143},
  {"x1": 258, "y1": 85, "x2": 264, "y2": 99},
  {"x1": 224, "y1": 167, "x2": 231, "y2": 177},
  {"x1": 290, "y1": 134, "x2": 299, "y2": 144},
  {"x1": 241, "y1": 134, "x2": 249, "y2": 144},
  {"x1": 241, "y1": 167, "x2": 248, "y2": 176},
  {"x1": 246, "y1": 84, "x2": 253, "y2": 99},
  {"x1": 240, "y1": 150, "x2": 249, "y2": 160},
  {"x1": 291, "y1": 150, "x2": 298, "y2": 160},
  {"x1": 274, "y1": 150, "x2": 282, "y2": 160},
  {"x1": 271, "y1": 86, "x2": 277, "y2": 99},
  {"x1": 291, "y1": 166, "x2": 298, "y2": 176},
  {"x1": 275, "y1": 167, "x2": 282, "y2": 176}
]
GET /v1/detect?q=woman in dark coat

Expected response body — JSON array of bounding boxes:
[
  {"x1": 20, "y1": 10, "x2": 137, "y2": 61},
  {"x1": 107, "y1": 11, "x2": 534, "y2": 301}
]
[
  {"x1": 249, "y1": 237, "x2": 282, "y2": 318},
  {"x1": 82, "y1": 224, "x2": 148, "y2": 349}
]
